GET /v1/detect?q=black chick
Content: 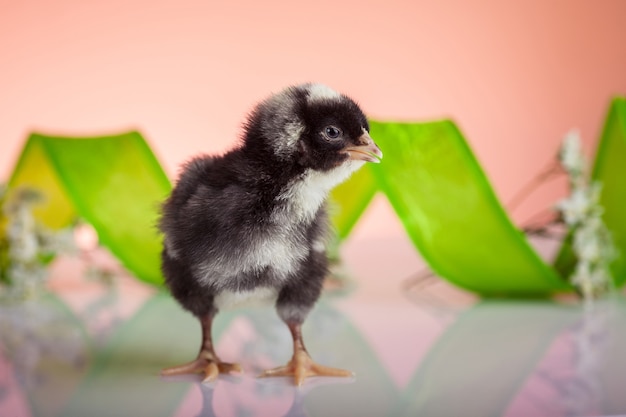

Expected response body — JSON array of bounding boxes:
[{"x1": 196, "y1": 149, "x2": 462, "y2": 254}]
[{"x1": 159, "y1": 83, "x2": 382, "y2": 386}]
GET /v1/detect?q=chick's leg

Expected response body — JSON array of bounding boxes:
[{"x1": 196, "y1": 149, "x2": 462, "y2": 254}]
[
  {"x1": 161, "y1": 313, "x2": 241, "y2": 382},
  {"x1": 259, "y1": 321, "x2": 352, "y2": 386}
]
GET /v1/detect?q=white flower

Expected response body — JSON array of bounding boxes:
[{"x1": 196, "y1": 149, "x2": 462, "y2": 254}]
[
  {"x1": 573, "y1": 217, "x2": 615, "y2": 264},
  {"x1": 559, "y1": 129, "x2": 586, "y2": 176},
  {"x1": 5, "y1": 203, "x2": 40, "y2": 262},
  {"x1": 571, "y1": 260, "x2": 591, "y2": 286},
  {"x1": 9, "y1": 233, "x2": 39, "y2": 262},
  {"x1": 39, "y1": 227, "x2": 76, "y2": 255},
  {"x1": 6, "y1": 206, "x2": 37, "y2": 239},
  {"x1": 556, "y1": 183, "x2": 602, "y2": 226},
  {"x1": 1, "y1": 186, "x2": 77, "y2": 300},
  {"x1": 6, "y1": 263, "x2": 47, "y2": 298},
  {"x1": 570, "y1": 261, "x2": 597, "y2": 299},
  {"x1": 569, "y1": 239, "x2": 612, "y2": 300},
  {"x1": 574, "y1": 229, "x2": 601, "y2": 262},
  {"x1": 555, "y1": 129, "x2": 616, "y2": 301}
]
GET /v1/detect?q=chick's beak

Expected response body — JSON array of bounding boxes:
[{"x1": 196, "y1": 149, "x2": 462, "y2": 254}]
[{"x1": 344, "y1": 130, "x2": 383, "y2": 163}]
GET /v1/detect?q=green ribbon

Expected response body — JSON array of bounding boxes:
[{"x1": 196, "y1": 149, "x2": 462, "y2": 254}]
[
  {"x1": 589, "y1": 98, "x2": 626, "y2": 285},
  {"x1": 332, "y1": 97, "x2": 626, "y2": 295},
  {"x1": 8, "y1": 132, "x2": 171, "y2": 286},
  {"x1": 5, "y1": 98, "x2": 625, "y2": 294},
  {"x1": 366, "y1": 120, "x2": 571, "y2": 295}
]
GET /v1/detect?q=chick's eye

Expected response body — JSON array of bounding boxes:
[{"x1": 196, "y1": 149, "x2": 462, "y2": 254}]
[{"x1": 323, "y1": 126, "x2": 343, "y2": 140}]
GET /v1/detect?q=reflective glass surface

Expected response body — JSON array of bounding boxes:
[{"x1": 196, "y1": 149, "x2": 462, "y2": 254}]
[{"x1": 1, "y1": 237, "x2": 625, "y2": 417}]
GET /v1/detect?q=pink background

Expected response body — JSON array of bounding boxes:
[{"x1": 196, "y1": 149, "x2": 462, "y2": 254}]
[
  {"x1": 1, "y1": 0, "x2": 625, "y2": 238},
  {"x1": 0, "y1": 4, "x2": 624, "y2": 415}
]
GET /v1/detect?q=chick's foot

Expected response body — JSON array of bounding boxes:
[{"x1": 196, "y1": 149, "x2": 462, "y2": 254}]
[
  {"x1": 259, "y1": 348, "x2": 352, "y2": 386},
  {"x1": 161, "y1": 351, "x2": 242, "y2": 383}
]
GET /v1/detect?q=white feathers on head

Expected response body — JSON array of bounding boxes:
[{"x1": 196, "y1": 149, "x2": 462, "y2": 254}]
[
  {"x1": 306, "y1": 83, "x2": 341, "y2": 102},
  {"x1": 259, "y1": 83, "x2": 342, "y2": 159},
  {"x1": 258, "y1": 86, "x2": 304, "y2": 159}
]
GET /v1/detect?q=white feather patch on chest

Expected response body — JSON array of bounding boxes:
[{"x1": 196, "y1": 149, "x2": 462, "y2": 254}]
[
  {"x1": 214, "y1": 287, "x2": 278, "y2": 311},
  {"x1": 194, "y1": 213, "x2": 311, "y2": 287},
  {"x1": 196, "y1": 229, "x2": 308, "y2": 287},
  {"x1": 275, "y1": 161, "x2": 364, "y2": 223},
  {"x1": 245, "y1": 228, "x2": 308, "y2": 276}
]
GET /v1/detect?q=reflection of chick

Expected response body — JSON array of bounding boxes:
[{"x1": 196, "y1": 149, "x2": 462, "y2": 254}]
[{"x1": 159, "y1": 84, "x2": 382, "y2": 386}]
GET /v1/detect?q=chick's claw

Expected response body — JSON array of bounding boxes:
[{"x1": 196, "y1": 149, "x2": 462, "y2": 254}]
[
  {"x1": 161, "y1": 354, "x2": 242, "y2": 383},
  {"x1": 259, "y1": 349, "x2": 352, "y2": 386}
]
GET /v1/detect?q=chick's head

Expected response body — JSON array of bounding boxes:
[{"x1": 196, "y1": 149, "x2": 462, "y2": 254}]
[{"x1": 243, "y1": 83, "x2": 382, "y2": 174}]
